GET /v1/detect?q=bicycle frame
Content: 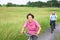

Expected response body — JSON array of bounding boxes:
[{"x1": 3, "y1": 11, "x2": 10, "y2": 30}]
[{"x1": 24, "y1": 31, "x2": 32, "y2": 40}]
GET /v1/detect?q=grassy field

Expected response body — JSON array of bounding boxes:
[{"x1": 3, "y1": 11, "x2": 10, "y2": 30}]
[{"x1": 0, "y1": 7, "x2": 60, "y2": 40}]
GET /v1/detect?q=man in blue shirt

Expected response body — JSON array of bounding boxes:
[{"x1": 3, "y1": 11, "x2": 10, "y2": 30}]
[{"x1": 50, "y1": 11, "x2": 57, "y2": 33}]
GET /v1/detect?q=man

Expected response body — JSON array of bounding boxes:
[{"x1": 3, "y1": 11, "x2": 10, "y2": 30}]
[{"x1": 50, "y1": 11, "x2": 57, "y2": 33}]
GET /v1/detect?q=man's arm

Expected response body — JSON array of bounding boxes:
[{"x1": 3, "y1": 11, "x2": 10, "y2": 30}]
[{"x1": 50, "y1": 15, "x2": 52, "y2": 20}]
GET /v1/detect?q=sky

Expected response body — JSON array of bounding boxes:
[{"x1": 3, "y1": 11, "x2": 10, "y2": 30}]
[{"x1": 0, "y1": 0, "x2": 60, "y2": 5}]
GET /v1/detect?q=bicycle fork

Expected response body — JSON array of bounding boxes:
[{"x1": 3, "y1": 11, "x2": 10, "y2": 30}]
[
  {"x1": 27, "y1": 34, "x2": 32, "y2": 40},
  {"x1": 28, "y1": 36, "x2": 31, "y2": 40}
]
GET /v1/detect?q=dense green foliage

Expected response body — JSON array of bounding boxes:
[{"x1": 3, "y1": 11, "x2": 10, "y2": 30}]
[{"x1": 0, "y1": 0, "x2": 60, "y2": 7}]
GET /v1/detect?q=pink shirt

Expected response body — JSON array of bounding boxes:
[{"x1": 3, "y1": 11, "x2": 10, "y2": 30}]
[{"x1": 24, "y1": 20, "x2": 40, "y2": 35}]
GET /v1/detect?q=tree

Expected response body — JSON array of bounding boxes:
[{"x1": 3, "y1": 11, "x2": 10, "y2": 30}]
[
  {"x1": 47, "y1": 0, "x2": 59, "y2": 7},
  {"x1": 6, "y1": 2, "x2": 19, "y2": 7},
  {"x1": 58, "y1": 1, "x2": 60, "y2": 7},
  {"x1": 6, "y1": 3, "x2": 13, "y2": 7},
  {"x1": 0, "y1": 4, "x2": 2, "y2": 7},
  {"x1": 27, "y1": 1, "x2": 47, "y2": 7},
  {"x1": 27, "y1": 1, "x2": 32, "y2": 7}
]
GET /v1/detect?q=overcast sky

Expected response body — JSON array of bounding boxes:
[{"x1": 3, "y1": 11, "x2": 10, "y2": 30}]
[{"x1": 0, "y1": 0, "x2": 60, "y2": 5}]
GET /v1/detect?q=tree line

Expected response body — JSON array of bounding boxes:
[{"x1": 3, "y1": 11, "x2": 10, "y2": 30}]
[{"x1": 0, "y1": 0, "x2": 60, "y2": 7}]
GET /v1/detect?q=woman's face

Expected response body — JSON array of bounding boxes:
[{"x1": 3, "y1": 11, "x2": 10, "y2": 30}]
[{"x1": 28, "y1": 15, "x2": 33, "y2": 23}]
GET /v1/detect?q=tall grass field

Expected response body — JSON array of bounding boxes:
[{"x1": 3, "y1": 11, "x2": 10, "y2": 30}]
[{"x1": 0, "y1": 7, "x2": 60, "y2": 40}]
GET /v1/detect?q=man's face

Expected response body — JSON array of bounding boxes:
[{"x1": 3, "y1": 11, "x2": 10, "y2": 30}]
[
  {"x1": 52, "y1": 13, "x2": 55, "y2": 15},
  {"x1": 52, "y1": 11, "x2": 55, "y2": 15}
]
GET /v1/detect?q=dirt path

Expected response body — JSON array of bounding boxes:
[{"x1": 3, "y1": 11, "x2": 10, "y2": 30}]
[{"x1": 38, "y1": 23, "x2": 60, "y2": 40}]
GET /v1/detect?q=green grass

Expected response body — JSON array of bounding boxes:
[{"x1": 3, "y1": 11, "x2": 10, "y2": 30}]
[{"x1": 0, "y1": 7, "x2": 60, "y2": 40}]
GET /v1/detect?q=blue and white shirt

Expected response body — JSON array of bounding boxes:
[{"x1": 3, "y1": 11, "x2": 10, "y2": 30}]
[{"x1": 50, "y1": 15, "x2": 57, "y2": 21}]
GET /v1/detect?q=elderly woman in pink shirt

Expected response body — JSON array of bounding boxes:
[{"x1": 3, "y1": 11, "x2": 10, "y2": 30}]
[{"x1": 21, "y1": 13, "x2": 41, "y2": 40}]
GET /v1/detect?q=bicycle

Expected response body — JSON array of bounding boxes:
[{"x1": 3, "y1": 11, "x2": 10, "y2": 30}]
[
  {"x1": 51, "y1": 23, "x2": 55, "y2": 33},
  {"x1": 22, "y1": 31, "x2": 32, "y2": 40},
  {"x1": 23, "y1": 31, "x2": 38, "y2": 40}
]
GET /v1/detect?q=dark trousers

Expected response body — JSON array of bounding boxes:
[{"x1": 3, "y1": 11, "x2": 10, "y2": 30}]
[{"x1": 50, "y1": 20, "x2": 56, "y2": 29}]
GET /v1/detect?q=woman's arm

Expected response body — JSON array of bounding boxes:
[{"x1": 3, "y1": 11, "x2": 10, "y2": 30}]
[
  {"x1": 21, "y1": 27, "x2": 25, "y2": 34},
  {"x1": 21, "y1": 21, "x2": 27, "y2": 34},
  {"x1": 37, "y1": 26, "x2": 41, "y2": 35}
]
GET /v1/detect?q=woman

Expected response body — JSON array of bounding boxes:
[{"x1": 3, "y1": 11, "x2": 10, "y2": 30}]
[{"x1": 21, "y1": 13, "x2": 41, "y2": 40}]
